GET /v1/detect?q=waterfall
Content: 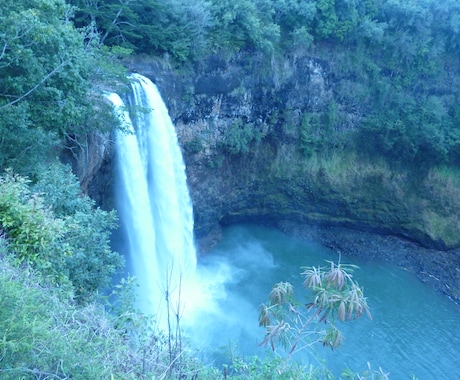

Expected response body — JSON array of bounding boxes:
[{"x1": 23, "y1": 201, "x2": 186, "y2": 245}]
[{"x1": 108, "y1": 74, "x2": 197, "y2": 328}]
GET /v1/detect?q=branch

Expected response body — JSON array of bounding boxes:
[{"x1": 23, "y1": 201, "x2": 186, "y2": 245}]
[
  {"x1": 0, "y1": 24, "x2": 35, "y2": 64},
  {"x1": 288, "y1": 309, "x2": 322, "y2": 356},
  {"x1": 0, "y1": 41, "x2": 8, "y2": 62},
  {"x1": 100, "y1": 5, "x2": 125, "y2": 45},
  {"x1": 0, "y1": 22, "x2": 37, "y2": 61},
  {"x1": 99, "y1": 0, "x2": 136, "y2": 45},
  {"x1": 0, "y1": 60, "x2": 69, "y2": 109}
]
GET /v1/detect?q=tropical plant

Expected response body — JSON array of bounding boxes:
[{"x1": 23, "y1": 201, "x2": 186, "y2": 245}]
[
  {"x1": 0, "y1": 0, "x2": 126, "y2": 175},
  {"x1": 0, "y1": 165, "x2": 123, "y2": 300},
  {"x1": 259, "y1": 259, "x2": 372, "y2": 355}
]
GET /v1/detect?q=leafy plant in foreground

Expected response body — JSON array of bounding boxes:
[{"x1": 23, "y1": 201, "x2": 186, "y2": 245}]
[
  {"x1": 259, "y1": 260, "x2": 372, "y2": 355},
  {"x1": 0, "y1": 165, "x2": 123, "y2": 300}
]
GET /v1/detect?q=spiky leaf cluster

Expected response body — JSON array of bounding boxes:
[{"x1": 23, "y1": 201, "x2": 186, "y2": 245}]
[{"x1": 259, "y1": 259, "x2": 372, "y2": 354}]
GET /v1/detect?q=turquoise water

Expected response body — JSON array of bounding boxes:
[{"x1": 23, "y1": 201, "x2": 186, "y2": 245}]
[{"x1": 189, "y1": 224, "x2": 460, "y2": 378}]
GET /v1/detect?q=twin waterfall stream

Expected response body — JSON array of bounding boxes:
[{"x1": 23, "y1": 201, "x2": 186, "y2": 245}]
[
  {"x1": 107, "y1": 74, "x2": 460, "y2": 378},
  {"x1": 107, "y1": 74, "x2": 198, "y2": 330}
]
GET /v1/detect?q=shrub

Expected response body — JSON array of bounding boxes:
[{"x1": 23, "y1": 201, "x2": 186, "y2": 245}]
[
  {"x1": 0, "y1": 253, "x2": 121, "y2": 379},
  {"x1": 222, "y1": 118, "x2": 264, "y2": 155},
  {"x1": 259, "y1": 260, "x2": 372, "y2": 354},
  {"x1": 0, "y1": 165, "x2": 123, "y2": 300}
]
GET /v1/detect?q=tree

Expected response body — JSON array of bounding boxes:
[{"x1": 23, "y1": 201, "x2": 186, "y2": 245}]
[
  {"x1": 259, "y1": 260, "x2": 372, "y2": 355},
  {"x1": 1, "y1": 0, "x2": 85, "y2": 129},
  {"x1": 0, "y1": 0, "x2": 126, "y2": 175},
  {"x1": 221, "y1": 118, "x2": 264, "y2": 155},
  {"x1": 71, "y1": 0, "x2": 142, "y2": 47},
  {"x1": 431, "y1": 0, "x2": 460, "y2": 55},
  {"x1": 271, "y1": 0, "x2": 316, "y2": 49},
  {"x1": 32, "y1": 163, "x2": 123, "y2": 300},
  {"x1": 208, "y1": 0, "x2": 280, "y2": 53},
  {"x1": 0, "y1": 165, "x2": 123, "y2": 300},
  {"x1": 299, "y1": 112, "x2": 322, "y2": 157},
  {"x1": 314, "y1": 0, "x2": 339, "y2": 39},
  {"x1": 136, "y1": 0, "x2": 212, "y2": 61},
  {"x1": 70, "y1": 0, "x2": 213, "y2": 61}
]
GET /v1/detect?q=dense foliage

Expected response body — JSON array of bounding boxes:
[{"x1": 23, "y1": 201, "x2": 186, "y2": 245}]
[
  {"x1": 0, "y1": 0, "x2": 126, "y2": 297},
  {"x1": 0, "y1": 253, "x2": 217, "y2": 379},
  {"x1": 0, "y1": 165, "x2": 122, "y2": 300},
  {"x1": 0, "y1": 0, "x2": 458, "y2": 378},
  {"x1": 2, "y1": 0, "x2": 460, "y2": 173},
  {"x1": 0, "y1": 0, "x2": 126, "y2": 175},
  {"x1": 65, "y1": 0, "x2": 460, "y2": 169}
]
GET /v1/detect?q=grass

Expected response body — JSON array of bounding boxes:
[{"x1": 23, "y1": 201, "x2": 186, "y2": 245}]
[
  {"x1": 268, "y1": 148, "x2": 460, "y2": 248},
  {"x1": 0, "y1": 239, "x2": 393, "y2": 380},
  {"x1": 0, "y1": 246, "x2": 206, "y2": 379}
]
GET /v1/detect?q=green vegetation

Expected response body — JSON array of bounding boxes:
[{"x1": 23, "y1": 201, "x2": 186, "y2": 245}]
[
  {"x1": 259, "y1": 261, "x2": 372, "y2": 354},
  {"x1": 0, "y1": 0, "x2": 126, "y2": 175},
  {"x1": 0, "y1": 243, "x2": 385, "y2": 379},
  {"x1": 0, "y1": 252, "x2": 216, "y2": 379},
  {"x1": 0, "y1": 0, "x2": 459, "y2": 377},
  {"x1": 3, "y1": 0, "x2": 460, "y2": 174},
  {"x1": 269, "y1": 149, "x2": 460, "y2": 247},
  {"x1": 222, "y1": 118, "x2": 265, "y2": 155},
  {"x1": 0, "y1": 165, "x2": 122, "y2": 300},
  {"x1": 0, "y1": 253, "x2": 125, "y2": 379}
]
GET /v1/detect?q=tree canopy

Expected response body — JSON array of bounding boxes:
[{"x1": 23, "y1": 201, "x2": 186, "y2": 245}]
[
  {"x1": 61, "y1": 0, "x2": 460, "y2": 169},
  {"x1": 0, "y1": 1, "x2": 459, "y2": 377},
  {"x1": 0, "y1": 0, "x2": 125, "y2": 175}
]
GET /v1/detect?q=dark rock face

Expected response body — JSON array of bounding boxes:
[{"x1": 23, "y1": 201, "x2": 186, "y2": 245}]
[
  {"x1": 81, "y1": 53, "x2": 459, "y2": 302},
  {"x1": 275, "y1": 221, "x2": 460, "y2": 303},
  {"x1": 60, "y1": 131, "x2": 115, "y2": 209},
  {"x1": 145, "y1": 53, "x2": 336, "y2": 248}
]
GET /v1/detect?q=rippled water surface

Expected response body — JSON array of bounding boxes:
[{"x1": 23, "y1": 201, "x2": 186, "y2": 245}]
[{"x1": 187, "y1": 224, "x2": 460, "y2": 378}]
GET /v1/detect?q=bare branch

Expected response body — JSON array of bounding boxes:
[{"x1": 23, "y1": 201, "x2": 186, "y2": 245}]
[
  {"x1": 0, "y1": 41, "x2": 8, "y2": 62},
  {"x1": 0, "y1": 60, "x2": 69, "y2": 109},
  {"x1": 99, "y1": 0, "x2": 137, "y2": 45},
  {"x1": 100, "y1": 4, "x2": 125, "y2": 45}
]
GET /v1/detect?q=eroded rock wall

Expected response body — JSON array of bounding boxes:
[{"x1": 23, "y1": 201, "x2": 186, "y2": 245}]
[
  {"x1": 129, "y1": 53, "x2": 337, "y2": 249},
  {"x1": 123, "y1": 54, "x2": 457, "y2": 251},
  {"x1": 79, "y1": 52, "x2": 459, "y2": 302}
]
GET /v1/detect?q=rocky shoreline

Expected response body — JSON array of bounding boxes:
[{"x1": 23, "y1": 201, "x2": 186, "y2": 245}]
[{"x1": 271, "y1": 220, "x2": 460, "y2": 304}]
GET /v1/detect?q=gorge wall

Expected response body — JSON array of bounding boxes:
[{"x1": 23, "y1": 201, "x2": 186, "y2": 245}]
[{"x1": 81, "y1": 51, "x2": 459, "y2": 302}]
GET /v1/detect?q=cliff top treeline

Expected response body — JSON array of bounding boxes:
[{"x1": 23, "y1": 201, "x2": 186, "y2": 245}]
[
  {"x1": 2, "y1": 0, "x2": 460, "y2": 176},
  {"x1": 1, "y1": 0, "x2": 459, "y2": 287},
  {"x1": 75, "y1": 0, "x2": 460, "y2": 170}
]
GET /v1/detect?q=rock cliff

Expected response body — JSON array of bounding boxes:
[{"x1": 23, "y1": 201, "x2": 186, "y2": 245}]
[{"x1": 81, "y1": 52, "x2": 459, "y2": 302}]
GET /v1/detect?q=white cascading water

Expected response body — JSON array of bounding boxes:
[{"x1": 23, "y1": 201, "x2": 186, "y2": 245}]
[
  {"x1": 105, "y1": 78, "x2": 460, "y2": 370},
  {"x1": 107, "y1": 74, "x2": 198, "y2": 329}
]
